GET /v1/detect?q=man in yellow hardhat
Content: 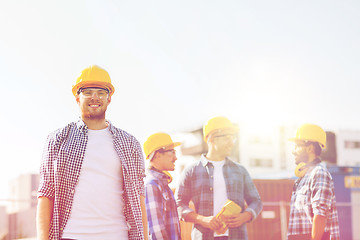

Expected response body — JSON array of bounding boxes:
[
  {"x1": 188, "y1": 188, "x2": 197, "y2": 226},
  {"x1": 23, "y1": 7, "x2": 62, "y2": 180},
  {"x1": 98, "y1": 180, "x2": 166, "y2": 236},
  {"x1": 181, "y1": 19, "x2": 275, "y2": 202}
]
[
  {"x1": 143, "y1": 132, "x2": 181, "y2": 240},
  {"x1": 36, "y1": 65, "x2": 148, "y2": 240},
  {"x1": 287, "y1": 124, "x2": 340, "y2": 240},
  {"x1": 175, "y1": 116, "x2": 262, "y2": 240}
]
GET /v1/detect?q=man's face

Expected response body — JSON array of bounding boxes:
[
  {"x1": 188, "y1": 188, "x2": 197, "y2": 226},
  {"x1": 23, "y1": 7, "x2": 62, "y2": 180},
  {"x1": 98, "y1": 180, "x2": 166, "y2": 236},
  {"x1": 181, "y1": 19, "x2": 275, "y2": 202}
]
[
  {"x1": 154, "y1": 148, "x2": 178, "y2": 171},
  {"x1": 76, "y1": 87, "x2": 111, "y2": 120},
  {"x1": 209, "y1": 129, "x2": 237, "y2": 157},
  {"x1": 292, "y1": 141, "x2": 310, "y2": 165}
]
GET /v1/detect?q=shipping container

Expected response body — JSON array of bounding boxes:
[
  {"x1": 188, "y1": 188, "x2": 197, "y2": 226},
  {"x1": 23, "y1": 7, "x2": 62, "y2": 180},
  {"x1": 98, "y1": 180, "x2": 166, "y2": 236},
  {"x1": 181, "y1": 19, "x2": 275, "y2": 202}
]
[
  {"x1": 328, "y1": 166, "x2": 360, "y2": 240},
  {"x1": 247, "y1": 179, "x2": 294, "y2": 240}
]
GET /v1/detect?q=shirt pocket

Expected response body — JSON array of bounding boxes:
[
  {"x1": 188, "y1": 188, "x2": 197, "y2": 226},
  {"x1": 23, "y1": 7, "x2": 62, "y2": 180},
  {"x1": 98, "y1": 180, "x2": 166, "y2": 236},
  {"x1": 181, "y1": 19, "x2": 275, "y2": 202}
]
[{"x1": 294, "y1": 185, "x2": 308, "y2": 211}]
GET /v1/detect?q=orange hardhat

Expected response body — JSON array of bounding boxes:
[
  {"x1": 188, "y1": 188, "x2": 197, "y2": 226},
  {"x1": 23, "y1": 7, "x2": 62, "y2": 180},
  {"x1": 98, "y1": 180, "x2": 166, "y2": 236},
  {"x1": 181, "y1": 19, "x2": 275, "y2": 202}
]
[
  {"x1": 203, "y1": 116, "x2": 239, "y2": 142},
  {"x1": 72, "y1": 65, "x2": 115, "y2": 96},
  {"x1": 289, "y1": 123, "x2": 326, "y2": 149},
  {"x1": 143, "y1": 132, "x2": 181, "y2": 159}
]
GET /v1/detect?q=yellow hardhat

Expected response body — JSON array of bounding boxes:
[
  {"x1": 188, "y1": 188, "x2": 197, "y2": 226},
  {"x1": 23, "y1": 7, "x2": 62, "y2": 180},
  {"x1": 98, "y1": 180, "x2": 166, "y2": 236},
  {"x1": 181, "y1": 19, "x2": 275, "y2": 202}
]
[
  {"x1": 289, "y1": 123, "x2": 326, "y2": 148},
  {"x1": 72, "y1": 65, "x2": 115, "y2": 96},
  {"x1": 143, "y1": 132, "x2": 181, "y2": 159},
  {"x1": 203, "y1": 116, "x2": 239, "y2": 142}
]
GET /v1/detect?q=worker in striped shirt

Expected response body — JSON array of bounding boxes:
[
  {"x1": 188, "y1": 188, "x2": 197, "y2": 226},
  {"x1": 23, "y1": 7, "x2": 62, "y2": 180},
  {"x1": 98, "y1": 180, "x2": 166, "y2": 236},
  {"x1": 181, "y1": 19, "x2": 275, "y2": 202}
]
[
  {"x1": 288, "y1": 124, "x2": 340, "y2": 240},
  {"x1": 144, "y1": 132, "x2": 181, "y2": 240}
]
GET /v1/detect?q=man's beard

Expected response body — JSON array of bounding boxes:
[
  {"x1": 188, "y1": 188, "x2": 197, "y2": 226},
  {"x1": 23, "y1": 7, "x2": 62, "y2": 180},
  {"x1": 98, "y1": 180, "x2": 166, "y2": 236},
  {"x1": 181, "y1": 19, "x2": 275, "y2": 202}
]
[
  {"x1": 295, "y1": 151, "x2": 309, "y2": 165},
  {"x1": 82, "y1": 109, "x2": 106, "y2": 120}
]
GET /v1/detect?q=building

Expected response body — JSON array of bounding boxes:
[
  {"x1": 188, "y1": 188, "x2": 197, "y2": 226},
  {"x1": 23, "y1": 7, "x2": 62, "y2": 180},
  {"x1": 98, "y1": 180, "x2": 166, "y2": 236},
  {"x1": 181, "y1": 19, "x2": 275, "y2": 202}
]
[
  {"x1": 7, "y1": 174, "x2": 39, "y2": 240},
  {"x1": 335, "y1": 129, "x2": 360, "y2": 166},
  {"x1": 8, "y1": 174, "x2": 38, "y2": 214},
  {"x1": 0, "y1": 206, "x2": 7, "y2": 240}
]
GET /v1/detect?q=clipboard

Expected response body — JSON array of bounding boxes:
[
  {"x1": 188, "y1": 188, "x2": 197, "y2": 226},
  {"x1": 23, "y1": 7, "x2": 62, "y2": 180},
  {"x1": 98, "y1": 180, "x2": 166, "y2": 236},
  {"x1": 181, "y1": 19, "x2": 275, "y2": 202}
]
[
  {"x1": 215, "y1": 199, "x2": 242, "y2": 230},
  {"x1": 216, "y1": 199, "x2": 242, "y2": 218}
]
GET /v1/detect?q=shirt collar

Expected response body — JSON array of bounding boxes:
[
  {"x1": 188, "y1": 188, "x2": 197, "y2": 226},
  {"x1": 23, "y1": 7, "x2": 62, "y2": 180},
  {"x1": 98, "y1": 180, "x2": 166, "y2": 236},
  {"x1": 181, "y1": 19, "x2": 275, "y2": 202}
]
[
  {"x1": 76, "y1": 119, "x2": 88, "y2": 131},
  {"x1": 76, "y1": 119, "x2": 116, "y2": 136},
  {"x1": 148, "y1": 168, "x2": 170, "y2": 183},
  {"x1": 200, "y1": 154, "x2": 229, "y2": 167}
]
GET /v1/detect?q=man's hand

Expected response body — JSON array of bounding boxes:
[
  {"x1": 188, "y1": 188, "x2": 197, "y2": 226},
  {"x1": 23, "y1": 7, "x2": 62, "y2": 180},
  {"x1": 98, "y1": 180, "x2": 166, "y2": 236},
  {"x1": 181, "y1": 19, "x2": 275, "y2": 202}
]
[
  {"x1": 215, "y1": 222, "x2": 228, "y2": 235},
  {"x1": 221, "y1": 211, "x2": 252, "y2": 228},
  {"x1": 198, "y1": 215, "x2": 224, "y2": 232}
]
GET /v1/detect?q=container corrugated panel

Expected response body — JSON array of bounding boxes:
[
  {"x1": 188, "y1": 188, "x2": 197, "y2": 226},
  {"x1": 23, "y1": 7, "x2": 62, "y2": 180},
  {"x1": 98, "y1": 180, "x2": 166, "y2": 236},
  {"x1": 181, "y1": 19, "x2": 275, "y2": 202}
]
[
  {"x1": 328, "y1": 166, "x2": 360, "y2": 240},
  {"x1": 247, "y1": 179, "x2": 294, "y2": 240}
]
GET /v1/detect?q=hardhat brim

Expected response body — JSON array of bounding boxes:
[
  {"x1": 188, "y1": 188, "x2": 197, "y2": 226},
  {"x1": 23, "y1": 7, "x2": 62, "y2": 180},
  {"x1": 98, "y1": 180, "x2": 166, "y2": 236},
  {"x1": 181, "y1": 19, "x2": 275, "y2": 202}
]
[
  {"x1": 288, "y1": 137, "x2": 326, "y2": 149},
  {"x1": 146, "y1": 142, "x2": 181, "y2": 159},
  {"x1": 204, "y1": 126, "x2": 239, "y2": 142}
]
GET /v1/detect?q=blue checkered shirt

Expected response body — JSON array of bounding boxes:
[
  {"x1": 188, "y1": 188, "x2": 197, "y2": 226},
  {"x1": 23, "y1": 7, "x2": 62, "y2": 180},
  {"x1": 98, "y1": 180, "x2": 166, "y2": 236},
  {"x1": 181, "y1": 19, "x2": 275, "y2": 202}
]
[
  {"x1": 37, "y1": 120, "x2": 146, "y2": 240},
  {"x1": 288, "y1": 163, "x2": 340, "y2": 240},
  {"x1": 145, "y1": 168, "x2": 181, "y2": 240},
  {"x1": 175, "y1": 155, "x2": 263, "y2": 240}
]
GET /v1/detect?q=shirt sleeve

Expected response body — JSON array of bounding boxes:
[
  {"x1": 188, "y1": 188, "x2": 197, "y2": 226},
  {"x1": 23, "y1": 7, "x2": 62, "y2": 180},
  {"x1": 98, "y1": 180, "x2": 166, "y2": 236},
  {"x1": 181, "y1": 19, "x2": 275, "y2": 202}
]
[
  {"x1": 310, "y1": 168, "x2": 334, "y2": 217},
  {"x1": 146, "y1": 182, "x2": 170, "y2": 240},
  {"x1": 243, "y1": 167, "x2": 263, "y2": 221},
  {"x1": 132, "y1": 138, "x2": 146, "y2": 197},
  {"x1": 174, "y1": 166, "x2": 195, "y2": 220},
  {"x1": 37, "y1": 134, "x2": 56, "y2": 199}
]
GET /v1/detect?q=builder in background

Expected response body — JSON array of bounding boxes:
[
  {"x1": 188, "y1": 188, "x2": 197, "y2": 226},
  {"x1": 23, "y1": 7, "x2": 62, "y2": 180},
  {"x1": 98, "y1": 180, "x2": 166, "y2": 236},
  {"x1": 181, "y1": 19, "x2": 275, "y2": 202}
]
[
  {"x1": 288, "y1": 124, "x2": 340, "y2": 240},
  {"x1": 36, "y1": 65, "x2": 148, "y2": 240},
  {"x1": 144, "y1": 132, "x2": 182, "y2": 240},
  {"x1": 175, "y1": 116, "x2": 263, "y2": 240}
]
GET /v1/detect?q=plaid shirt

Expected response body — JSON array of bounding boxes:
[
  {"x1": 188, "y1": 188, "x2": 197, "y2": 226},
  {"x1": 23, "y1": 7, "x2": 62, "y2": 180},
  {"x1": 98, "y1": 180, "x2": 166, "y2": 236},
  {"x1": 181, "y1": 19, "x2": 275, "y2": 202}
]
[
  {"x1": 145, "y1": 168, "x2": 181, "y2": 240},
  {"x1": 288, "y1": 162, "x2": 340, "y2": 240},
  {"x1": 175, "y1": 155, "x2": 263, "y2": 240},
  {"x1": 37, "y1": 120, "x2": 146, "y2": 240}
]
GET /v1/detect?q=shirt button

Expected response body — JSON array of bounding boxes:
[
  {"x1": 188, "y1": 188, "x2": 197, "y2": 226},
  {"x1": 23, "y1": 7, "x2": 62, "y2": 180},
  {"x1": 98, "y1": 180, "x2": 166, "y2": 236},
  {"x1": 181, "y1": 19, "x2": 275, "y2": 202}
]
[
  {"x1": 210, "y1": 175, "x2": 213, "y2": 178},
  {"x1": 210, "y1": 187, "x2": 213, "y2": 191},
  {"x1": 60, "y1": 227, "x2": 63, "y2": 231}
]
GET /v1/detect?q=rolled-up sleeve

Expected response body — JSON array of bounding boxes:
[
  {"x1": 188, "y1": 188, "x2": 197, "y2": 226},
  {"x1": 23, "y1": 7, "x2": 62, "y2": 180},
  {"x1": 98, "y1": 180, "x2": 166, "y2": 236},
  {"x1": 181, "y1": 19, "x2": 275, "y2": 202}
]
[
  {"x1": 132, "y1": 138, "x2": 146, "y2": 197},
  {"x1": 175, "y1": 167, "x2": 195, "y2": 220},
  {"x1": 310, "y1": 169, "x2": 334, "y2": 217},
  {"x1": 243, "y1": 169, "x2": 263, "y2": 221},
  {"x1": 37, "y1": 134, "x2": 56, "y2": 199}
]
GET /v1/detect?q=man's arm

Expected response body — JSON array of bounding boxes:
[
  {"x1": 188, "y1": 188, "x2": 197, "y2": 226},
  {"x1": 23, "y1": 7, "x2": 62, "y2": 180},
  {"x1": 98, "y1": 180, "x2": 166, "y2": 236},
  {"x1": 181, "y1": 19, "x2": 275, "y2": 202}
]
[
  {"x1": 140, "y1": 195, "x2": 148, "y2": 240},
  {"x1": 221, "y1": 211, "x2": 252, "y2": 228},
  {"x1": 223, "y1": 167, "x2": 262, "y2": 228},
  {"x1": 36, "y1": 196, "x2": 54, "y2": 240},
  {"x1": 37, "y1": 134, "x2": 57, "y2": 240},
  {"x1": 310, "y1": 168, "x2": 335, "y2": 240},
  {"x1": 184, "y1": 211, "x2": 223, "y2": 232},
  {"x1": 311, "y1": 214, "x2": 327, "y2": 240}
]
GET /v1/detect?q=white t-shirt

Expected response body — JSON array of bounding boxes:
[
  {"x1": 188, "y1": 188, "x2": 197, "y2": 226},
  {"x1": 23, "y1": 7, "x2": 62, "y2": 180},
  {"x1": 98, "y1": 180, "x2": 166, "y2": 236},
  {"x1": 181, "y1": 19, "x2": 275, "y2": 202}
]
[
  {"x1": 208, "y1": 159, "x2": 229, "y2": 237},
  {"x1": 62, "y1": 128, "x2": 128, "y2": 240}
]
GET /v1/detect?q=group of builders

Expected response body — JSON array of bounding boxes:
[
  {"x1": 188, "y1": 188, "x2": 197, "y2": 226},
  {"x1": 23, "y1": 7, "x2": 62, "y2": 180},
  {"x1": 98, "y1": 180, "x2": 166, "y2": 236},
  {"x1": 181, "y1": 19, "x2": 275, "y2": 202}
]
[{"x1": 36, "y1": 65, "x2": 340, "y2": 240}]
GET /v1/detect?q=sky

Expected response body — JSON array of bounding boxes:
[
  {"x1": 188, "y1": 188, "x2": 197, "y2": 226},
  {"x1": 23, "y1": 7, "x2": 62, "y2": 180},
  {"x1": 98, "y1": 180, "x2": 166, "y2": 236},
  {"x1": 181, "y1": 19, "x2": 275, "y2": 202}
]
[{"x1": 0, "y1": 0, "x2": 360, "y2": 202}]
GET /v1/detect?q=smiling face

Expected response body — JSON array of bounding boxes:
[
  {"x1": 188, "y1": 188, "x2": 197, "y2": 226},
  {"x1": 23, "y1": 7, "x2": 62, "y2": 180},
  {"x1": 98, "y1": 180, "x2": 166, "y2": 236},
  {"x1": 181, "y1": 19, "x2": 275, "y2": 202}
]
[{"x1": 76, "y1": 87, "x2": 111, "y2": 120}]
